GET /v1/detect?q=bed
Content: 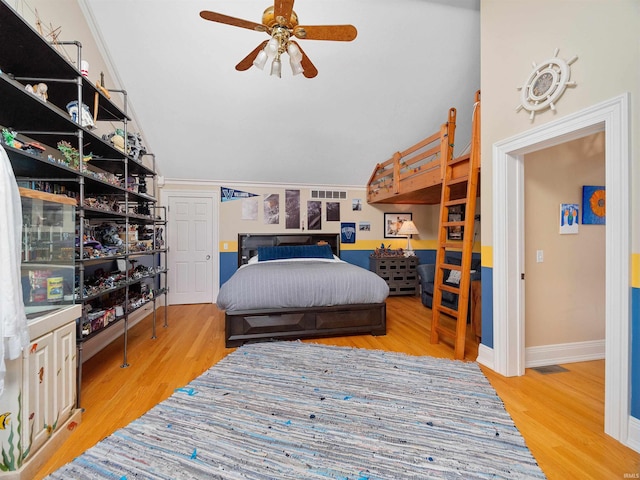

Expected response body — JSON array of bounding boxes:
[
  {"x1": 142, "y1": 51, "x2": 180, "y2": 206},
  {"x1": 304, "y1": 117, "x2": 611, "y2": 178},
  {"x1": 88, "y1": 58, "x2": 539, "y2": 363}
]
[{"x1": 217, "y1": 233, "x2": 389, "y2": 347}]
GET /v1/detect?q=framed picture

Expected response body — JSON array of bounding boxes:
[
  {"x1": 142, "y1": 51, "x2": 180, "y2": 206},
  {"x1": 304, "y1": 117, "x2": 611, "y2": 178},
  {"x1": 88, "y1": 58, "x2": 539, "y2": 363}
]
[
  {"x1": 384, "y1": 213, "x2": 412, "y2": 238},
  {"x1": 447, "y1": 205, "x2": 465, "y2": 240},
  {"x1": 582, "y1": 185, "x2": 605, "y2": 225},
  {"x1": 559, "y1": 203, "x2": 579, "y2": 234}
]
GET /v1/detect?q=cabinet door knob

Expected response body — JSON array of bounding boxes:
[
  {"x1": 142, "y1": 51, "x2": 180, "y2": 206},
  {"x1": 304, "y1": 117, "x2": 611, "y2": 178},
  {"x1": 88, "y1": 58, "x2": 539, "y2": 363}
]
[{"x1": 206, "y1": 255, "x2": 211, "y2": 260}]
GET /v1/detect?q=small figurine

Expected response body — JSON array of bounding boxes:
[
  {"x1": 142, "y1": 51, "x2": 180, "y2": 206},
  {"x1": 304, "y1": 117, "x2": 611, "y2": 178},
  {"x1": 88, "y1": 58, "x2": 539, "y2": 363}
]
[
  {"x1": 57, "y1": 140, "x2": 81, "y2": 169},
  {"x1": 25, "y1": 83, "x2": 48, "y2": 101},
  {"x1": 66, "y1": 100, "x2": 95, "y2": 129},
  {"x1": 137, "y1": 176, "x2": 147, "y2": 194},
  {"x1": 1, "y1": 128, "x2": 17, "y2": 147}
]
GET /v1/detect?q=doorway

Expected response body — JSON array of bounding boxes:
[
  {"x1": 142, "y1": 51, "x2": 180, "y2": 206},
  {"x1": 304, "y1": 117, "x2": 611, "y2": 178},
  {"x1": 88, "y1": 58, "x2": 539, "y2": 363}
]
[
  {"x1": 160, "y1": 189, "x2": 219, "y2": 305},
  {"x1": 488, "y1": 94, "x2": 630, "y2": 445},
  {"x1": 523, "y1": 133, "x2": 606, "y2": 363}
]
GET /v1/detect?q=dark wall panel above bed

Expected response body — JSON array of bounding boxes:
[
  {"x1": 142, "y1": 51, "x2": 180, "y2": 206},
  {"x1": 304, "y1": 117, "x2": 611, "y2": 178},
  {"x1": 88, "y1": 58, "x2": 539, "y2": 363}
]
[{"x1": 238, "y1": 233, "x2": 341, "y2": 267}]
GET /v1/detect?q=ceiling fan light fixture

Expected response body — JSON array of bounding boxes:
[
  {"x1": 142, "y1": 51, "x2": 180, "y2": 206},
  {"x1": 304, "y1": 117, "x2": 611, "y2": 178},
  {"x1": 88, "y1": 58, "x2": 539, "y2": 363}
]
[
  {"x1": 253, "y1": 49, "x2": 269, "y2": 70},
  {"x1": 267, "y1": 37, "x2": 280, "y2": 56},
  {"x1": 200, "y1": 1, "x2": 357, "y2": 79},
  {"x1": 287, "y1": 42, "x2": 302, "y2": 63},
  {"x1": 270, "y1": 56, "x2": 282, "y2": 77},
  {"x1": 290, "y1": 56, "x2": 304, "y2": 76}
]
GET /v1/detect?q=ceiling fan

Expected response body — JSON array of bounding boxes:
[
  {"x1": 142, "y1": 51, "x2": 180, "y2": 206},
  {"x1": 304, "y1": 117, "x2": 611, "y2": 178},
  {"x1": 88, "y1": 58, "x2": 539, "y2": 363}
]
[{"x1": 199, "y1": 0, "x2": 357, "y2": 78}]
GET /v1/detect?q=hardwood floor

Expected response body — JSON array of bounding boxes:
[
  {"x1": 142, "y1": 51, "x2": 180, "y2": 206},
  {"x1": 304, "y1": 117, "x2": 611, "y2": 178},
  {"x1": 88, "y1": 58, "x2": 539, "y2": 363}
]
[{"x1": 36, "y1": 296, "x2": 639, "y2": 479}]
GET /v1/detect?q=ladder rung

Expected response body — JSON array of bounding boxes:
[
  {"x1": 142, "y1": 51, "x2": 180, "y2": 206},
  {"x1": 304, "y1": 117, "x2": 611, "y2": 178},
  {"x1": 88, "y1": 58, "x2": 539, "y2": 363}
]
[
  {"x1": 435, "y1": 304, "x2": 460, "y2": 318},
  {"x1": 441, "y1": 242, "x2": 464, "y2": 249},
  {"x1": 439, "y1": 284, "x2": 459, "y2": 294},
  {"x1": 446, "y1": 175, "x2": 469, "y2": 186},
  {"x1": 439, "y1": 263, "x2": 462, "y2": 272},
  {"x1": 445, "y1": 199, "x2": 467, "y2": 207},
  {"x1": 448, "y1": 153, "x2": 471, "y2": 166},
  {"x1": 443, "y1": 221, "x2": 465, "y2": 228}
]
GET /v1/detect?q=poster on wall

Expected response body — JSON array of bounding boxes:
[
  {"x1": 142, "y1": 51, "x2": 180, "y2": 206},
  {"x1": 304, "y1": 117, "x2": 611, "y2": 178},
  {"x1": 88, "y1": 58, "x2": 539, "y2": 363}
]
[
  {"x1": 341, "y1": 222, "x2": 356, "y2": 243},
  {"x1": 307, "y1": 201, "x2": 321, "y2": 230},
  {"x1": 582, "y1": 185, "x2": 605, "y2": 225},
  {"x1": 327, "y1": 202, "x2": 340, "y2": 221},
  {"x1": 559, "y1": 203, "x2": 579, "y2": 234},
  {"x1": 285, "y1": 189, "x2": 300, "y2": 229},
  {"x1": 352, "y1": 199, "x2": 363, "y2": 211},
  {"x1": 264, "y1": 194, "x2": 280, "y2": 224},
  {"x1": 359, "y1": 222, "x2": 371, "y2": 231},
  {"x1": 242, "y1": 197, "x2": 258, "y2": 220}
]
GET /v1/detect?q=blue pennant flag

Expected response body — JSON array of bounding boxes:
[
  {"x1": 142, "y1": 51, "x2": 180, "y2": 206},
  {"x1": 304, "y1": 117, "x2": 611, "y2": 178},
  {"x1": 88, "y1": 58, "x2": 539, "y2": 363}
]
[{"x1": 221, "y1": 187, "x2": 258, "y2": 202}]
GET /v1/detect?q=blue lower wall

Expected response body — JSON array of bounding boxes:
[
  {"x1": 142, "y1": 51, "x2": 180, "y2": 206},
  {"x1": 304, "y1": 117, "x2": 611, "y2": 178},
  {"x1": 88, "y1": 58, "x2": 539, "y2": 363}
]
[
  {"x1": 480, "y1": 266, "x2": 494, "y2": 349},
  {"x1": 220, "y1": 249, "x2": 437, "y2": 285},
  {"x1": 632, "y1": 287, "x2": 640, "y2": 419}
]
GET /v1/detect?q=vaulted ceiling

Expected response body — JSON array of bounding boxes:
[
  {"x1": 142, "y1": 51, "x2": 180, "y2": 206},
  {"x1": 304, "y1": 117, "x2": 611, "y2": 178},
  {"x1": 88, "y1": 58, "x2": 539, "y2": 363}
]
[{"x1": 81, "y1": 0, "x2": 480, "y2": 186}]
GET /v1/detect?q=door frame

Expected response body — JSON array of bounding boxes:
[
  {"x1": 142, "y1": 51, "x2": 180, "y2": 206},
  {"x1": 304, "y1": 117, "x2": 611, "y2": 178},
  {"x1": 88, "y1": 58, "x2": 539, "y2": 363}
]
[
  {"x1": 160, "y1": 188, "x2": 220, "y2": 305},
  {"x1": 488, "y1": 94, "x2": 630, "y2": 445}
]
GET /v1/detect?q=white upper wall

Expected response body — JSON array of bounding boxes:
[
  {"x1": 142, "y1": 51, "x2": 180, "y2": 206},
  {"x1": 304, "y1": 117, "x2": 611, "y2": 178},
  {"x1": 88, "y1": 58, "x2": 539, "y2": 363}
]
[
  {"x1": 76, "y1": 0, "x2": 480, "y2": 186},
  {"x1": 481, "y1": 0, "x2": 639, "y2": 249}
]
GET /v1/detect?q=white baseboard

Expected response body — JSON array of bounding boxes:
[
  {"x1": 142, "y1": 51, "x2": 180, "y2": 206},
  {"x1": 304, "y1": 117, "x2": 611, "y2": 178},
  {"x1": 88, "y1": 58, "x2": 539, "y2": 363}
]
[
  {"x1": 627, "y1": 415, "x2": 640, "y2": 454},
  {"x1": 525, "y1": 340, "x2": 605, "y2": 368},
  {"x1": 476, "y1": 343, "x2": 494, "y2": 370},
  {"x1": 79, "y1": 297, "x2": 167, "y2": 363}
]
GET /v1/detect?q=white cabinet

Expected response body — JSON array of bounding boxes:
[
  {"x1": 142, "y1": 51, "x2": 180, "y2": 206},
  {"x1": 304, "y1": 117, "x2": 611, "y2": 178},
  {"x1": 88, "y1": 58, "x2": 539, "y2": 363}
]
[
  {"x1": 54, "y1": 322, "x2": 76, "y2": 422},
  {"x1": 24, "y1": 331, "x2": 54, "y2": 457},
  {"x1": 0, "y1": 306, "x2": 82, "y2": 478}
]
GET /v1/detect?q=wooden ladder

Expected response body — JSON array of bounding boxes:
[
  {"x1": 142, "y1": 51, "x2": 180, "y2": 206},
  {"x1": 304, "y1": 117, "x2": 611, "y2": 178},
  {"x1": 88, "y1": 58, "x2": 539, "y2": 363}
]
[{"x1": 430, "y1": 91, "x2": 481, "y2": 360}]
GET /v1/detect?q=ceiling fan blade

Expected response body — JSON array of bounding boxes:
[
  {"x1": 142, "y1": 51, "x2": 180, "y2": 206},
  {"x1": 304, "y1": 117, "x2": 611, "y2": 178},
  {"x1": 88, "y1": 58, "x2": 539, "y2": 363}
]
[
  {"x1": 294, "y1": 24, "x2": 357, "y2": 41},
  {"x1": 199, "y1": 10, "x2": 268, "y2": 33},
  {"x1": 273, "y1": 0, "x2": 295, "y2": 26},
  {"x1": 236, "y1": 41, "x2": 269, "y2": 71},
  {"x1": 291, "y1": 41, "x2": 318, "y2": 78}
]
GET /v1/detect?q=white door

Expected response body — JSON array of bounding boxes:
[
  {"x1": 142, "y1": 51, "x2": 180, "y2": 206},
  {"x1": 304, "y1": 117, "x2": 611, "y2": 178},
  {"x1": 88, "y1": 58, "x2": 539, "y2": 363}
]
[{"x1": 166, "y1": 192, "x2": 218, "y2": 304}]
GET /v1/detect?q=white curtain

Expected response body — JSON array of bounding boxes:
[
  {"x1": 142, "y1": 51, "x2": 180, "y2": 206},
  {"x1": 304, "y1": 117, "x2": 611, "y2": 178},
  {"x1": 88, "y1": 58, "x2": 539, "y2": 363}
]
[{"x1": 0, "y1": 145, "x2": 29, "y2": 395}]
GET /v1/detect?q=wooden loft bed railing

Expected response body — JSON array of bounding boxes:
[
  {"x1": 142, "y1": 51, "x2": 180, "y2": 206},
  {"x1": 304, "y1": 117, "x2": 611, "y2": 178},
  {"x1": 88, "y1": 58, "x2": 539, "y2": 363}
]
[
  {"x1": 367, "y1": 92, "x2": 481, "y2": 205},
  {"x1": 366, "y1": 108, "x2": 457, "y2": 205}
]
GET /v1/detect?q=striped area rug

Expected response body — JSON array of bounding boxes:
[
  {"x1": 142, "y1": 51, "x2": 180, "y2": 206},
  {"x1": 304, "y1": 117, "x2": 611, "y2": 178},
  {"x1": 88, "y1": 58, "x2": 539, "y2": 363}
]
[{"x1": 48, "y1": 342, "x2": 545, "y2": 479}]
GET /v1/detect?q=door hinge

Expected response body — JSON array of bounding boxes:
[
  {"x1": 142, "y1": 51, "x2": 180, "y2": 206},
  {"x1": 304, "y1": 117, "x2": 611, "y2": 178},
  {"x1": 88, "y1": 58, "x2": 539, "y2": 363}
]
[{"x1": 521, "y1": 273, "x2": 525, "y2": 280}]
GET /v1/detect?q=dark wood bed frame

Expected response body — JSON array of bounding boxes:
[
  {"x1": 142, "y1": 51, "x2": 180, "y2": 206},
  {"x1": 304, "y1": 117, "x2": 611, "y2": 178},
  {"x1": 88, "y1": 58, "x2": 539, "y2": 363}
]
[{"x1": 225, "y1": 233, "x2": 387, "y2": 347}]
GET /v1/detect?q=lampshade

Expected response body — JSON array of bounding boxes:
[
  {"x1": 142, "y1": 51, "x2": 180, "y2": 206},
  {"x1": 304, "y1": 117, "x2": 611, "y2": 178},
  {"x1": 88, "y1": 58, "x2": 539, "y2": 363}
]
[
  {"x1": 398, "y1": 220, "x2": 419, "y2": 236},
  {"x1": 398, "y1": 220, "x2": 418, "y2": 254}
]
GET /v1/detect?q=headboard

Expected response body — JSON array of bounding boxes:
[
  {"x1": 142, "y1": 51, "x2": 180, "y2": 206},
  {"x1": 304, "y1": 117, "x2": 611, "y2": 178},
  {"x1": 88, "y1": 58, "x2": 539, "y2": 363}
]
[{"x1": 237, "y1": 233, "x2": 341, "y2": 266}]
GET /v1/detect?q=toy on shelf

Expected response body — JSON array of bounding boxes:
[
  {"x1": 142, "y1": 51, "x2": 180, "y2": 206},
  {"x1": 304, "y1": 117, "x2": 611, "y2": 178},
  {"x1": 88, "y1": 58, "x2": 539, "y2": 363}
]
[
  {"x1": 25, "y1": 82, "x2": 48, "y2": 101},
  {"x1": 371, "y1": 243, "x2": 405, "y2": 258},
  {"x1": 66, "y1": 100, "x2": 95, "y2": 129}
]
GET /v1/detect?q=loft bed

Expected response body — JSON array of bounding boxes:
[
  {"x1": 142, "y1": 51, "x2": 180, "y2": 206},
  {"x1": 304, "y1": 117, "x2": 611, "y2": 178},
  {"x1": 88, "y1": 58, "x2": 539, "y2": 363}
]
[
  {"x1": 218, "y1": 233, "x2": 388, "y2": 347},
  {"x1": 367, "y1": 94, "x2": 481, "y2": 205}
]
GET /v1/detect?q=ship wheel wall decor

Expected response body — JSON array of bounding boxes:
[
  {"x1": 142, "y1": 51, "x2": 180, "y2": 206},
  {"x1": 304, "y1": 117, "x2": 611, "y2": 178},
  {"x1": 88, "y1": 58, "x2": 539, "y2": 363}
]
[{"x1": 516, "y1": 48, "x2": 578, "y2": 121}]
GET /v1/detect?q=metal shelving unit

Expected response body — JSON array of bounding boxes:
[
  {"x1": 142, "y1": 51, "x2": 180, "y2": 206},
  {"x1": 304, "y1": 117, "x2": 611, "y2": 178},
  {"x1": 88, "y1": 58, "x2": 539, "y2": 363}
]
[{"x1": 0, "y1": 0, "x2": 168, "y2": 407}]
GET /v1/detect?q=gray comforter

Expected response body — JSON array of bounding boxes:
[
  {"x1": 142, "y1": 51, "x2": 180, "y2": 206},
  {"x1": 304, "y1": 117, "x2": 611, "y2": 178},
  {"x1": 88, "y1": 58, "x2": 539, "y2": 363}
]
[{"x1": 216, "y1": 259, "x2": 390, "y2": 311}]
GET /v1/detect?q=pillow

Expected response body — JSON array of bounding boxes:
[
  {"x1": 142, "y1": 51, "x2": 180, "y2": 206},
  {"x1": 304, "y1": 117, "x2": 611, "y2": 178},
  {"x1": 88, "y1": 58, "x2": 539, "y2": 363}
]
[
  {"x1": 446, "y1": 269, "x2": 461, "y2": 285},
  {"x1": 257, "y1": 244, "x2": 334, "y2": 262}
]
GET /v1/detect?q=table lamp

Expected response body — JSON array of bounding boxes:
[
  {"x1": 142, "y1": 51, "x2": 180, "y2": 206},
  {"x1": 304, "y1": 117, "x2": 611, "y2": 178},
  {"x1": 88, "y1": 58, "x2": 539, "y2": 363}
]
[{"x1": 398, "y1": 220, "x2": 419, "y2": 255}]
